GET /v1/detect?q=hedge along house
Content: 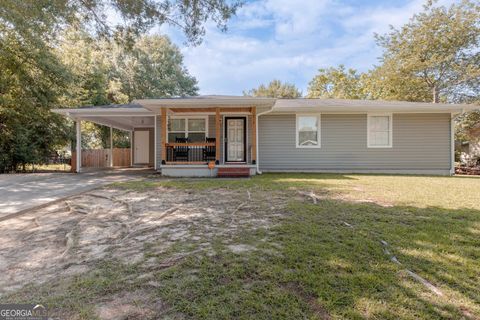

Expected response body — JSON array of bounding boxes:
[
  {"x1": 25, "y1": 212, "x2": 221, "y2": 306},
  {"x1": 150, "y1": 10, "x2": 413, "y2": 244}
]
[{"x1": 53, "y1": 96, "x2": 476, "y2": 176}]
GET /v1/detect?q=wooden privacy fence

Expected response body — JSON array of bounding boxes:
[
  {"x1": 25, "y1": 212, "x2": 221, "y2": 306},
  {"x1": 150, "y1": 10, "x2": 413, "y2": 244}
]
[
  {"x1": 71, "y1": 148, "x2": 131, "y2": 171},
  {"x1": 112, "y1": 148, "x2": 131, "y2": 166}
]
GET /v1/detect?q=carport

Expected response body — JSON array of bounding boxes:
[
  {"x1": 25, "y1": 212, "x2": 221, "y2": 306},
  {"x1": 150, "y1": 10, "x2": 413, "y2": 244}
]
[{"x1": 53, "y1": 104, "x2": 156, "y2": 172}]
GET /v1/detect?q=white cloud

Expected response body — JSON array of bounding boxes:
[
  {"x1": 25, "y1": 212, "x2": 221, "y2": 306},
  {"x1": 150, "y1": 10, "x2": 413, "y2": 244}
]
[{"x1": 163, "y1": 0, "x2": 461, "y2": 95}]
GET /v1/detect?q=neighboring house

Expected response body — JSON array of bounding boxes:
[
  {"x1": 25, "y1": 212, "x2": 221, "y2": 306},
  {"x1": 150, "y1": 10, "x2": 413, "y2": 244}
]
[
  {"x1": 460, "y1": 123, "x2": 480, "y2": 165},
  {"x1": 53, "y1": 96, "x2": 477, "y2": 176}
]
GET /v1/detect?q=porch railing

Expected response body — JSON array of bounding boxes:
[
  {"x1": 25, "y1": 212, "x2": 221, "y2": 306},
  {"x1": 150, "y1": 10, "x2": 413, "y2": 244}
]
[{"x1": 165, "y1": 142, "x2": 216, "y2": 164}]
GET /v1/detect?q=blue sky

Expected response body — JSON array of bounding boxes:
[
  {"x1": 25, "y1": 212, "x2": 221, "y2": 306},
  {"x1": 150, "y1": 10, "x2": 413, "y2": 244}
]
[{"x1": 159, "y1": 0, "x2": 457, "y2": 95}]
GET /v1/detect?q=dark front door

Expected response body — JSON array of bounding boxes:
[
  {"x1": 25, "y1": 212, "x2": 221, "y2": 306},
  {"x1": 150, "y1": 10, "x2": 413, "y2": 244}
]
[{"x1": 225, "y1": 117, "x2": 246, "y2": 162}]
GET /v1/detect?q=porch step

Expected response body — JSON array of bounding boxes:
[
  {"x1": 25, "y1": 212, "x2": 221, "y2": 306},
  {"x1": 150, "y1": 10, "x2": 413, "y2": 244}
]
[{"x1": 217, "y1": 167, "x2": 250, "y2": 177}]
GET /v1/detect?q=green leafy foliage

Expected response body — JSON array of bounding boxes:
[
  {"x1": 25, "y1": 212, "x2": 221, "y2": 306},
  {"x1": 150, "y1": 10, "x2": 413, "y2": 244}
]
[
  {"x1": 307, "y1": 65, "x2": 366, "y2": 99},
  {"x1": 57, "y1": 30, "x2": 198, "y2": 148},
  {"x1": 307, "y1": 1, "x2": 480, "y2": 105},
  {"x1": 1, "y1": 0, "x2": 227, "y2": 171},
  {"x1": 113, "y1": 35, "x2": 199, "y2": 99},
  {"x1": 360, "y1": 65, "x2": 434, "y2": 102},
  {"x1": 375, "y1": 0, "x2": 480, "y2": 103},
  {"x1": 0, "y1": 24, "x2": 72, "y2": 172},
  {"x1": 244, "y1": 79, "x2": 302, "y2": 98},
  {"x1": 0, "y1": 0, "x2": 241, "y2": 45}
]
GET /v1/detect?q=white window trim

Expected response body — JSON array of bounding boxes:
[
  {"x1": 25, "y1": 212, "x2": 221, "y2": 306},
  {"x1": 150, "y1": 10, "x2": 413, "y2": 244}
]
[
  {"x1": 167, "y1": 115, "x2": 209, "y2": 142},
  {"x1": 296, "y1": 114, "x2": 321, "y2": 148},
  {"x1": 367, "y1": 113, "x2": 393, "y2": 148}
]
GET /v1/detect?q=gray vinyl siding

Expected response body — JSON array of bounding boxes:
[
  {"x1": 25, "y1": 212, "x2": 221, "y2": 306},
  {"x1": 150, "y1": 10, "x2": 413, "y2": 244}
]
[{"x1": 258, "y1": 113, "x2": 451, "y2": 171}]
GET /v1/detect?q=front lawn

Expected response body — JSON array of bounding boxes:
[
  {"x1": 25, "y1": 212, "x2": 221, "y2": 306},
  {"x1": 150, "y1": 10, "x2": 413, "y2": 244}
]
[{"x1": 4, "y1": 174, "x2": 480, "y2": 319}]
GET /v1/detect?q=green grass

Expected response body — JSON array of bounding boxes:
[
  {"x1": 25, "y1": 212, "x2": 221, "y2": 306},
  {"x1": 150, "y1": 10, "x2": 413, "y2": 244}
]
[
  {"x1": 7, "y1": 173, "x2": 480, "y2": 319},
  {"x1": 147, "y1": 174, "x2": 480, "y2": 319},
  {"x1": 114, "y1": 173, "x2": 480, "y2": 209}
]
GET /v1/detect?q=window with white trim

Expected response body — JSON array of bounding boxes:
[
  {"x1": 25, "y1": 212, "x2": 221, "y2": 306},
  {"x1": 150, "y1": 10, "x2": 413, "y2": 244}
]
[
  {"x1": 367, "y1": 114, "x2": 392, "y2": 148},
  {"x1": 168, "y1": 117, "x2": 207, "y2": 142},
  {"x1": 296, "y1": 114, "x2": 321, "y2": 148}
]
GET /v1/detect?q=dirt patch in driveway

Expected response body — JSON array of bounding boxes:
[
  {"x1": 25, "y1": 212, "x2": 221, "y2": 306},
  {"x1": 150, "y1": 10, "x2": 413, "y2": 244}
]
[{"x1": 0, "y1": 183, "x2": 288, "y2": 309}]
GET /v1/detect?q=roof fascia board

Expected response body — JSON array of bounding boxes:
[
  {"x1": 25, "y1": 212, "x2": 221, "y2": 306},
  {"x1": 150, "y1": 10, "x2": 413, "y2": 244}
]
[
  {"x1": 270, "y1": 110, "x2": 468, "y2": 114},
  {"x1": 136, "y1": 99, "x2": 276, "y2": 109},
  {"x1": 273, "y1": 100, "x2": 477, "y2": 109},
  {"x1": 270, "y1": 104, "x2": 474, "y2": 113},
  {"x1": 52, "y1": 108, "x2": 154, "y2": 117}
]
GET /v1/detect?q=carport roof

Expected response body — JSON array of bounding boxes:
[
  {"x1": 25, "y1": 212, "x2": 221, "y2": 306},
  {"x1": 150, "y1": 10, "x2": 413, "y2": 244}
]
[
  {"x1": 52, "y1": 104, "x2": 154, "y2": 131},
  {"x1": 52, "y1": 104, "x2": 153, "y2": 117}
]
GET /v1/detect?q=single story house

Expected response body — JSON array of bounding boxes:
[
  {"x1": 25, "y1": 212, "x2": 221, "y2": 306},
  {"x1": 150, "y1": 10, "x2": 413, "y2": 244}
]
[{"x1": 53, "y1": 96, "x2": 477, "y2": 176}]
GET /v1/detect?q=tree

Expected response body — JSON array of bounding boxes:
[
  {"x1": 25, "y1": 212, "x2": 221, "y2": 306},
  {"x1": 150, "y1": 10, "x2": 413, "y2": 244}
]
[
  {"x1": 307, "y1": 65, "x2": 366, "y2": 99},
  {"x1": 57, "y1": 29, "x2": 113, "y2": 108},
  {"x1": 113, "y1": 35, "x2": 198, "y2": 99},
  {"x1": 375, "y1": 0, "x2": 480, "y2": 103},
  {"x1": 1, "y1": 0, "x2": 241, "y2": 46},
  {"x1": 244, "y1": 80, "x2": 302, "y2": 98},
  {"x1": 57, "y1": 30, "x2": 199, "y2": 149},
  {"x1": 0, "y1": 25, "x2": 72, "y2": 172},
  {"x1": 360, "y1": 65, "x2": 434, "y2": 102},
  {"x1": 0, "y1": 0, "x2": 239, "y2": 172}
]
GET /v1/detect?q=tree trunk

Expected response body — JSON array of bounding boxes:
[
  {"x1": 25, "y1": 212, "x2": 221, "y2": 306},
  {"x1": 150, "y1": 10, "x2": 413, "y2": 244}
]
[{"x1": 432, "y1": 86, "x2": 439, "y2": 103}]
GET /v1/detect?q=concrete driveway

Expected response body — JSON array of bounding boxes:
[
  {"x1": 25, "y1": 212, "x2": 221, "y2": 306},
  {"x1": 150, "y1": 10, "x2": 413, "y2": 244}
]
[{"x1": 0, "y1": 168, "x2": 154, "y2": 221}]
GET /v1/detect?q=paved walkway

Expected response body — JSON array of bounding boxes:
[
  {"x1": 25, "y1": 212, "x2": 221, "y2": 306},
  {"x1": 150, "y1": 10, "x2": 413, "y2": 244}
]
[{"x1": 0, "y1": 168, "x2": 154, "y2": 220}]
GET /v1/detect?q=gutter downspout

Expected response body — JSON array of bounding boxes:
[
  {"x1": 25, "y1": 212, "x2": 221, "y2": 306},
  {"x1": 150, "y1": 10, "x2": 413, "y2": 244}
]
[
  {"x1": 154, "y1": 114, "x2": 157, "y2": 171},
  {"x1": 256, "y1": 106, "x2": 275, "y2": 175}
]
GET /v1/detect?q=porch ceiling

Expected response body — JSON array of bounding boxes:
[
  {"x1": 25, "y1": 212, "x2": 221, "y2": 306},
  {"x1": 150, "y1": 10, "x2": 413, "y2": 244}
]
[{"x1": 80, "y1": 116, "x2": 155, "y2": 131}]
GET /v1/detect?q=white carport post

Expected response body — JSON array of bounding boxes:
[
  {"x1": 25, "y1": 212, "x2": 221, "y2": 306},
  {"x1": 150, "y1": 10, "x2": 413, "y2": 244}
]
[
  {"x1": 76, "y1": 119, "x2": 82, "y2": 173},
  {"x1": 109, "y1": 126, "x2": 113, "y2": 167},
  {"x1": 129, "y1": 131, "x2": 133, "y2": 167},
  {"x1": 154, "y1": 114, "x2": 157, "y2": 170}
]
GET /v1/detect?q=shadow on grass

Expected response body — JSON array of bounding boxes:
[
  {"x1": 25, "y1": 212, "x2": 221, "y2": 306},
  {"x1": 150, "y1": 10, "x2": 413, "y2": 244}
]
[
  {"x1": 152, "y1": 199, "x2": 480, "y2": 319},
  {"x1": 273, "y1": 200, "x2": 480, "y2": 319}
]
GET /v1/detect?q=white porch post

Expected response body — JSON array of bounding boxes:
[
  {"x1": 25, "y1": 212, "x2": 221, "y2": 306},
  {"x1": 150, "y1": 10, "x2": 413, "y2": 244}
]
[
  {"x1": 76, "y1": 119, "x2": 82, "y2": 173},
  {"x1": 129, "y1": 131, "x2": 133, "y2": 167},
  {"x1": 109, "y1": 126, "x2": 113, "y2": 167},
  {"x1": 154, "y1": 114, "x2": 157, "y2": 170}
]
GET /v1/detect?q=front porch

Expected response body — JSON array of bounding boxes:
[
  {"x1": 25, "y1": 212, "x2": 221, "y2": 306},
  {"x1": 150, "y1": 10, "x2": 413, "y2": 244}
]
[{"x1": 156, "y1": 105, "x2": 259, "y2": 176}]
